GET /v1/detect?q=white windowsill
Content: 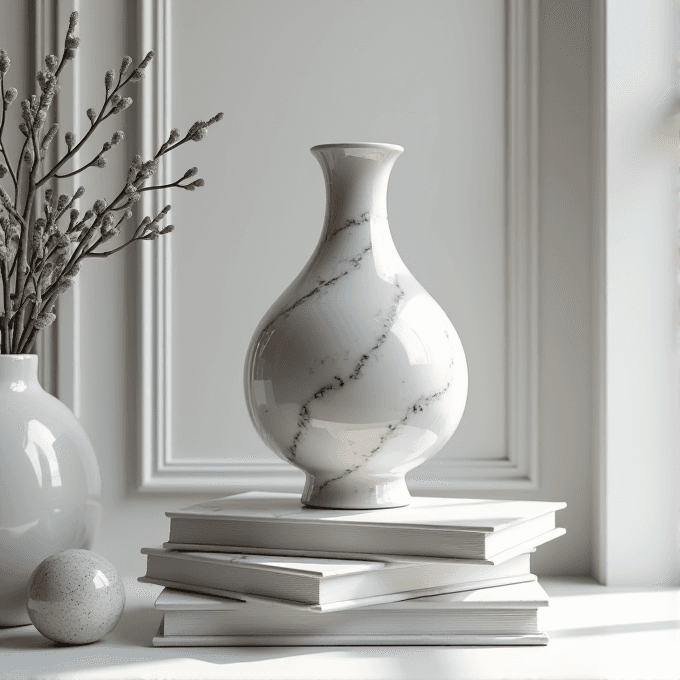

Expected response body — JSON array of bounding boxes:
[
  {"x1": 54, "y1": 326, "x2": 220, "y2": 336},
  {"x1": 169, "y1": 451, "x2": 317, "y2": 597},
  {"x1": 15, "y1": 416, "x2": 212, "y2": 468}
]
[{"x1": 1, "y1": 577, "x2": 678, "y2": 680}]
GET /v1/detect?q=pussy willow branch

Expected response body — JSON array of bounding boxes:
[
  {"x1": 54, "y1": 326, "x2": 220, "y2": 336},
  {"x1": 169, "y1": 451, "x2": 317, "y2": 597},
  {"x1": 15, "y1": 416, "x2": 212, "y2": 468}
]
[
  {"x1": 13, "y1": 123, "x2": 41, "y2": 348},
  {"x1": 0, "y1": 75, "x2": 17, "y2": 190},
  {"x1": 15, "y1": 57, "x2": 136, "y2": 345},
  {"x1": 0, "y1": 261, "x2": 10, "y2": 353},
  {"x1": 53, "y1": 154, "x2": 100, "y2": 179},
  {"x1": 13, "y1": 135, "x2": 29, "y2": 206},
  {"x1": 36, "y1": 69, "x2": 137, "y2": 188},
  {"x1": 15, "y1": 49, "x2": 147, "y2": 341},
  {"x1": 0, "y1": 10, "x2": 222, "y2": 354}
]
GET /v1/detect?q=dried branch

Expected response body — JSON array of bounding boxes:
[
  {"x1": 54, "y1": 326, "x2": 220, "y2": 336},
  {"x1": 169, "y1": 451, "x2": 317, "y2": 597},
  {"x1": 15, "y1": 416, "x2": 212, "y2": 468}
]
[
  {"x1": 0, "y1": 8, "x2": 222, "y2": 354},
  {"x1": 0, "y1": 70, "x2": 18, "y2": 190}
]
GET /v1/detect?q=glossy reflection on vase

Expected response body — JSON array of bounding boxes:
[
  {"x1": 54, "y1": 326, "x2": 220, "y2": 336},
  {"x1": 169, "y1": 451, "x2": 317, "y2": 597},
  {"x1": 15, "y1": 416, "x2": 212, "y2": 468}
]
[
  {"x1": 244, "y1": 143, "x2": 468, "y2": 509},
  {"x1": 0, "y1": 355, "x2": 101, "y2": 626}
]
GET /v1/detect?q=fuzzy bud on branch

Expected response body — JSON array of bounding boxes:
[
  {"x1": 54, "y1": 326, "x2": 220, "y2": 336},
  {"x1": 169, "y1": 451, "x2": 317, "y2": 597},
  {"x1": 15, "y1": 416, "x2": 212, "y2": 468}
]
[
  {"x1": 34, "y1": 312, "x2": 56, "y2": 329},
  {"x1": 65, "y1": 34, "x2": 81, "y2": 51},
  {"x1": 45, "y1": 54, "x2": 58, "y2": 72},
  {"x1": 112, "y1": 97, "x2": 132, "y2": 114},
  {"x1": 120, "y1": 56, "x2": 132, "y2": 76},
  {"x1": 139, "y1": 51, "x2": 154, "y2": 69},
  {"x1": 23, "y1": 146, "x2": 34, "y2": 167},
  {"x1": 34, "y1": 110, "x2": 46, "y2": 130},
  {"x1": 0, "y1": 50, "x2": 10, "y2": 74},
  {"x1": 0, "y1": 185, "x2": 12, "y2": 209},
  {"x1": 3, "y1": 88, "x2": 17, "y2": 105},
  {"x1": 41, "y1": 123, "x2": 59, "y2": 153}
]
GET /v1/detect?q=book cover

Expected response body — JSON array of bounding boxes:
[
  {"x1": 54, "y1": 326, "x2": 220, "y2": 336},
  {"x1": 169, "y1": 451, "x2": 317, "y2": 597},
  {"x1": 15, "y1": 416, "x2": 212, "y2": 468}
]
[
  {"x1": 166, "y1": 491, "x2": 566, "y2": 560},
  {"x1": 139, "y1": 574, "x2": 538, "y2": 613},
  {"x1": 155, "y1": 579, "x2": 550, "y2": 611},
  {"x1": 152, "y1": 625, "x2": 550, "y2": 646},
  {"x1": 162, "y1": 527, "x2": 566, "y2": 566},
  {"x1": 152, "y1": 581, "x2": 550, "y2": 645},
  {"x1": 139, "y1": 548, "x2": 534, "y2": 609}
]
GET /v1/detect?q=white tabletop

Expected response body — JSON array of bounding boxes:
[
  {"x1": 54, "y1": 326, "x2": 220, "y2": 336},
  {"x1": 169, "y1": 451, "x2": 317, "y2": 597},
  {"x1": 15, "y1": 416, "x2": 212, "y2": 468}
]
[{"x1": 1, "y1": 577, "x2": 678, "y2": 680}]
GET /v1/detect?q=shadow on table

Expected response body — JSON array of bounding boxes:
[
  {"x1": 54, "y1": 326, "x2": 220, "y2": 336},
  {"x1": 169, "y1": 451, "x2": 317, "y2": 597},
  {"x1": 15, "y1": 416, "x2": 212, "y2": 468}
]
[
  {"x1": 550, "y1": 619, "x2": 680, "y2": 639},
  {"x1": 107, "y1": 605, "x2": 326, "y2": 660},
  {"x1": 0, "y1": 632, "x2": 56, "y2": 650},
  {"x1": 541, "y1": 577, "x2": 680, "y2": 597},
  {"x1": 39, "y1": 647, "x2": 490, "y2": 680},
  {"x1": 107, "y1": 605, "x2": 162, "y2": 647}
]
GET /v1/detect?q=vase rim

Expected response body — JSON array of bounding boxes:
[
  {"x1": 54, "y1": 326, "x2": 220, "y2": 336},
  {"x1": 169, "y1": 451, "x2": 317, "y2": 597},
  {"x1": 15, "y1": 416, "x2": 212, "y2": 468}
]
[{"x1": 310, "y1": 142, "x2": 404, "y2": 153}]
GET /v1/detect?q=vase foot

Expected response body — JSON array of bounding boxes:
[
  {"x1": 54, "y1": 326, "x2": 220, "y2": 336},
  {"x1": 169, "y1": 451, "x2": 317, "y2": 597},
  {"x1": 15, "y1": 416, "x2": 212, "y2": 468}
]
[{"x1": 301, "y1": 473, "x2": 411, "y2": 509}]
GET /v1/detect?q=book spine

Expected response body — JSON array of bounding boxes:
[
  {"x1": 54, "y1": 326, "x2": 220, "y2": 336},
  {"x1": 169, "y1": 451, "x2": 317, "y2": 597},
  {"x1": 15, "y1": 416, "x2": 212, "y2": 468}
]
[
  {"x1": 168, "y1": 518, "x2": 486, "y2": 559},
  {"x1": 153, "y1": 632, "x2": 550, "y2": 647}
]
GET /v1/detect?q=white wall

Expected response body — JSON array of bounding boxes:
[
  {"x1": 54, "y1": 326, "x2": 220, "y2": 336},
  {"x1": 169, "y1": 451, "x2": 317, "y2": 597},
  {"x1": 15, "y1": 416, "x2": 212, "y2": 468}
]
[
  {"x1": 1, "y1": 0, "x2": 597, "y2": 578},
  {"x1": 600, "y1": 0, "x2": 680, "y2": 585},
  {"x1": 168, "y1": 0, "x2": 507, "y2": 468}
]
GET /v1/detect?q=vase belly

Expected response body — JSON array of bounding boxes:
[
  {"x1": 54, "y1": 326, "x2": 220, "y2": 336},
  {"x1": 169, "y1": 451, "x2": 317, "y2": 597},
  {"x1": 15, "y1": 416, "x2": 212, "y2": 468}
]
[
  {"x1": 244, "y1": 143, "x2": 468, "y2": 509},
  {"x1": 0, "y1": 356, "x2": 101, "y2": 626}
]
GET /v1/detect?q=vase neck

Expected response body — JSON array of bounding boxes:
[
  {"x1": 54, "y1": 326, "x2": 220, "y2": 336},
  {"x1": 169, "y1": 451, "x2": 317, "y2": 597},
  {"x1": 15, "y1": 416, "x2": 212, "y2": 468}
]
[
  {"x1": 0, "y1": 355, "x2": 40, "y2": 389},
  {"x1": 311, "y1": 143, "x2": 403, "y2": 241}
]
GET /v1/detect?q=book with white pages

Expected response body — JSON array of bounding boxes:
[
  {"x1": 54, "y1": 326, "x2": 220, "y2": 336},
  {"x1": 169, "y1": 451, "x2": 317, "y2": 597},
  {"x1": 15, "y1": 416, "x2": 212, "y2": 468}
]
[
  {"x1": 152, "y1": 626, "x2": 550, "y2": 646},
  {"x1": 166, "y1": 491, "x2": 566, "y2": 560},
  {"x1": 152, "y1": 580, "x2": 550, "y2": 646},
  {"x1": 163, "y1": 527, "x2": 566, "y2": 566},
  {"x1": 138, "y1": 548, "x2": 537, "y2": 612}
]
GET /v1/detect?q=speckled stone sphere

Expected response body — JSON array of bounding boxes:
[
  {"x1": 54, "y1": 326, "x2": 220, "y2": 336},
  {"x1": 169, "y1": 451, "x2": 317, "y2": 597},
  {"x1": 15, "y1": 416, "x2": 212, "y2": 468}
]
[{"x1": 26, "y1": 549, "x2": 125, "y2": 644}]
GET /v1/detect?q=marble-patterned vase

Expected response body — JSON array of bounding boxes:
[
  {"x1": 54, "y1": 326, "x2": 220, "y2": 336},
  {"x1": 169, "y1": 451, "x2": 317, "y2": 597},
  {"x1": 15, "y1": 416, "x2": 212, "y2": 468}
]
[
  {"x1": 0, "y1": 355, "x2": 101, "y2": 626},
  {"x1": 244, "y1": 142, "x2": 468, "y2": 509}
]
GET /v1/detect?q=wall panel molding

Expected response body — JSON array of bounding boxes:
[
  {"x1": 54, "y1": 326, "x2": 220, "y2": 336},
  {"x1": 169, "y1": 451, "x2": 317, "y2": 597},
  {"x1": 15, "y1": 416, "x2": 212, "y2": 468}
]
[
  {"x1": 138, "y1": 0, "x2": 541, "y2": 492},
  {"x1": 55, "y1": 0, "x2": 81, "y2": 417},
  {"x1": 138, "y1": 0, "x2": 174, "y2": 490},
  {"x1": 31, "y1": 0, "x2": 57, "y2": 396},
  {"x1": 28, "y1": 0, "x2": 81, "y2": 412},
  {"x1": 591, "y1": 0, "x2": 607, "y2": 585}
]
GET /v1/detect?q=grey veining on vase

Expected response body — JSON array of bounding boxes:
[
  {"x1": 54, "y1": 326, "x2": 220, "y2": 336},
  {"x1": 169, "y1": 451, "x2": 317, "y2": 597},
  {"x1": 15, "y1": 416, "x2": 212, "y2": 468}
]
[
  {"x1": 244, "y1": 143, "x2": 468, "y2": 509},
  {"x1": 0, "y1": 355, "x2": 101, "y2": 627}
]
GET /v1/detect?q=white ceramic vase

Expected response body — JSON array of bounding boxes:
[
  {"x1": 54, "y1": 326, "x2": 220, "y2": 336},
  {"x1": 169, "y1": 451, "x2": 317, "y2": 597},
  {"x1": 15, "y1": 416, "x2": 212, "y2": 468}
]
[
  {"x1": 244, "y1": 143, "x2": 468, "y2": 509},
  {"x1": 0, "y1": 355, "x2": 101, "y2": 626}
]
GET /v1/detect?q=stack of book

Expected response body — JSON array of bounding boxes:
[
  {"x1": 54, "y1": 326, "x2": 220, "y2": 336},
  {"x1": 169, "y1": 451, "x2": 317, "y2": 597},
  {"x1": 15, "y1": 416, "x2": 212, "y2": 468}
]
[{"x1": 139, "y1": 491, "x2": 566, "y2": 646}]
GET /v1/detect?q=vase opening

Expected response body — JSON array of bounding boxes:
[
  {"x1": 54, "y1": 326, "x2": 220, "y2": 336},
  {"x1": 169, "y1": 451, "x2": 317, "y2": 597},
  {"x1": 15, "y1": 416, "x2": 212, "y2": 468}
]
[
  {"x1": 0, "y1": 354, "x2": 40, "y2": 385},
  {"x1": 310, "y1": 141, "x2": 404, "y2": 152}
]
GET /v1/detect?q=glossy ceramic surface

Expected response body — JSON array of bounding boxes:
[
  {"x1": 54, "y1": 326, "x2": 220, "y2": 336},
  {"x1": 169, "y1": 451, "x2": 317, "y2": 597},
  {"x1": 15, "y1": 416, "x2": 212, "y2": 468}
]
[
  {"x1": 27, "y1": 549, "x2": 124, "y2": 644},
  {"x1": 0, "y1": 356, "x2": 101, "y2": 627},
  {"x1": 244, "y1": 143, "x2": 468, "y2": 509}
]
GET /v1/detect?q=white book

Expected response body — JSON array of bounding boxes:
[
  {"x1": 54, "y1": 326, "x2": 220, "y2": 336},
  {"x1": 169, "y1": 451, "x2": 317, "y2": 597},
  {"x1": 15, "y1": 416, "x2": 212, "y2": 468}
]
[
  {"x1": 163, "y1": 527, "x2": 566, "y2": 566},
  {"x1": 152, "y1": 625, "x2": 550, "y2": 646},
  {"x1": 152, "y1": 581, "x2": 550, "y2": 645},
  {"x1": 139, "y1": 548, "x2": 535, "y2": 612},
  {"x1": 155, "y1": 579, "x2": 550, "y2": 611},
  {"x1": 166, "y1": 491, "x2": 566, "y2": 560}
]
